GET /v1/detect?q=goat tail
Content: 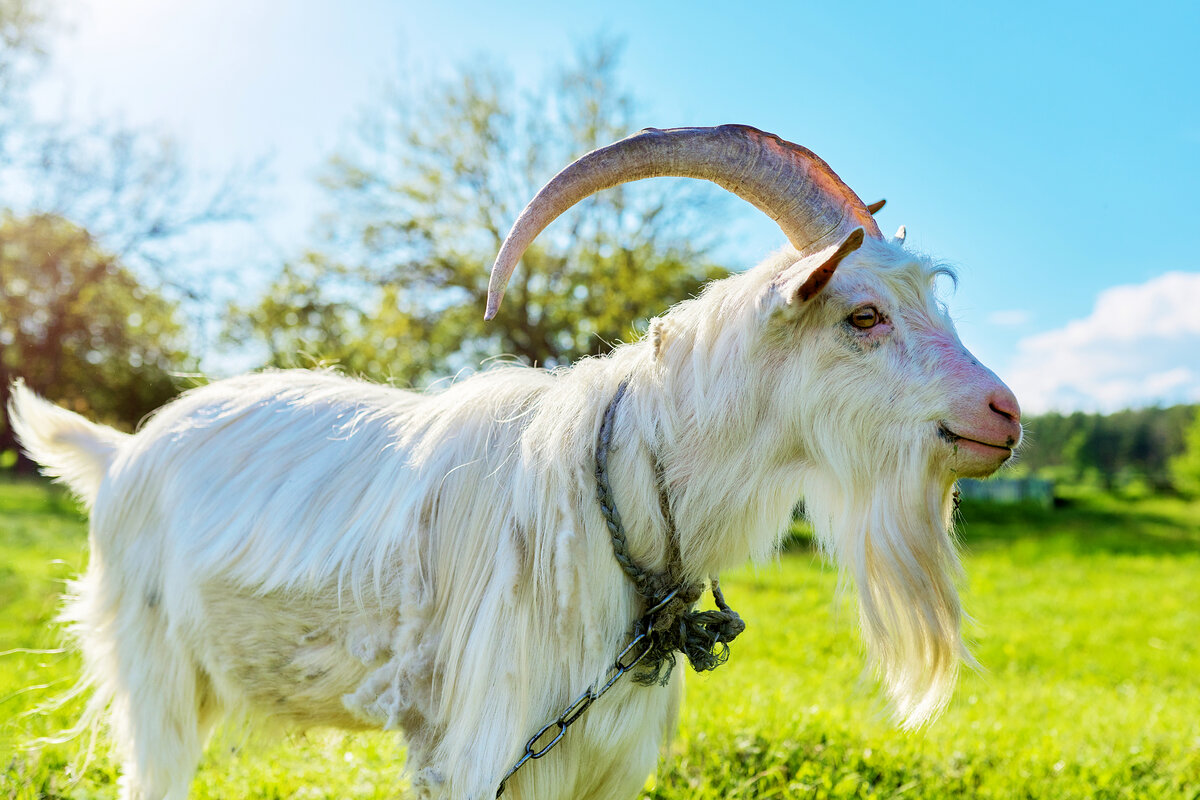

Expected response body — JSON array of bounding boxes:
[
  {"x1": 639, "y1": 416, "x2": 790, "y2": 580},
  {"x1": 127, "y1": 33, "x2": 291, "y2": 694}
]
[{"x1": 7, "y1": 379, "x2": 129, "y2": 508}]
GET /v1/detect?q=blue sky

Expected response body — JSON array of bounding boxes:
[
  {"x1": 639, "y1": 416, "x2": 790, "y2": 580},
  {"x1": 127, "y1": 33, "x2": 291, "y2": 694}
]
[{"x1": 32, "y1": 0, "x2": 1200, "y2": 413}]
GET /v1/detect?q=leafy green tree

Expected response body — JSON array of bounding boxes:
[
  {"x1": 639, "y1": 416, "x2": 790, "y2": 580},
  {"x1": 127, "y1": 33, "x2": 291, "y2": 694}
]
[
  {"x1": 222, "y1": 253, "x2": 383, "y2": 374},
  {"x1": 230, "y1": 42, "x2": 728, "y2": 385},
  {"x1": 0, "y1": 213, "x2": 194, "y2": 466},
  {"x1": 1169, "y1": 409, "x2": 1200, "y2": 497}
]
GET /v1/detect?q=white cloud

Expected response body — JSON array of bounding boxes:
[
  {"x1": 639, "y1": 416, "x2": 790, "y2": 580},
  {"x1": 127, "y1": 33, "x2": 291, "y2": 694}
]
[{"x1": 1006, "y1": 272, "x2": 1200, "y2": 414}]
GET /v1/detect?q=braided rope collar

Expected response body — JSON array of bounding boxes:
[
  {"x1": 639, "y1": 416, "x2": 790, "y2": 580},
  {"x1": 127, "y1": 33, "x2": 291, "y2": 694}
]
[
  {"x1": 594, "y1": 379, "x2": 745, "y2": 685},
  {"x1": 495, "y1": 379, "x2": 746, "y2": 796}
]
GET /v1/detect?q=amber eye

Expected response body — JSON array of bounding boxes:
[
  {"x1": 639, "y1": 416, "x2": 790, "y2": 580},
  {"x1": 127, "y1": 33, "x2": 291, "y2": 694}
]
[{"x1": 849, "y1": 306, "x2": 881, "y2": 329}]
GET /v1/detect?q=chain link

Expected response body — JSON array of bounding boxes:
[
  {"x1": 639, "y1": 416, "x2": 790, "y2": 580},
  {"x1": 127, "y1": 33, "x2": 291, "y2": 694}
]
[
  {"x1": 493, "y1": 378, "x2": 742, "y2": 796},
  {"x1": 494, "y1": 589, "x2": 679, "y2": 797}
]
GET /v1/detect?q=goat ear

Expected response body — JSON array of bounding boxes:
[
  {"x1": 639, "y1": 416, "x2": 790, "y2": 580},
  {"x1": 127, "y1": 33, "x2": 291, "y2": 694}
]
[
  {"x1": 893, "y1": 224, "x2": 906, "y2": 244},
  {"x1": 788, "y1": 227, "x2": 866, "y2": 304},
  {"x1": 756, "y1": 227, "x2": 867, "y2": 318}
]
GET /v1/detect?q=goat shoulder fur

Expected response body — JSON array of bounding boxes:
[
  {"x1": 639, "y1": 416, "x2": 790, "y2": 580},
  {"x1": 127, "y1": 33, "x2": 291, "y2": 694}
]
[{"x1": 11, "y1": 239, "x2": 977, "y2": 799}]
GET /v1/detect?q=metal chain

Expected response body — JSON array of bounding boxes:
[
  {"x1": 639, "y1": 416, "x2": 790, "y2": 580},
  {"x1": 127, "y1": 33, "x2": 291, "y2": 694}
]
[
  {"x1": 495, "y1": 589, "x2": 680, "y2": 797},
  {"x1": 495, "y1": 378, "x2": 742, "y2": 795}
]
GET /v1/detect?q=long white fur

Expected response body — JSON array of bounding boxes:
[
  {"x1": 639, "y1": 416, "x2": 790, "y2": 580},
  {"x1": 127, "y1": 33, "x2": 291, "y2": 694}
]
[{"x1": 10, "y1": 236, "x2": 982, "y2": 800}]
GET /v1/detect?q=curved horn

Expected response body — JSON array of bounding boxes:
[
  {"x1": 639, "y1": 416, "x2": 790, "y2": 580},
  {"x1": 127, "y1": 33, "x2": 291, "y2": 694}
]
[
  {"x1": 867, "y1": 199, "x2": 886, "y2": 215},
  {"x1": 485, "y1": 124, "x2": 882, "y2": 319}
]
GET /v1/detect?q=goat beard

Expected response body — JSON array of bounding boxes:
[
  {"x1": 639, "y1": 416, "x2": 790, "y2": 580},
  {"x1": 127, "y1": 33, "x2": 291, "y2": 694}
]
[{"x1": 802, "y1": 455, "x2": 967, "y2": 729}]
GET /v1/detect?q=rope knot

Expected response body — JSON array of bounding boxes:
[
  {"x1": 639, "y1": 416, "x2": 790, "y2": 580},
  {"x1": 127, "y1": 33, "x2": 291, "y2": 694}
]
[
  {"x1": 632, "y1": 582, "x2": 746, "y2": 686},
  {"x1": 596, "y1": 379, "x2": 746, "y2": 688}
]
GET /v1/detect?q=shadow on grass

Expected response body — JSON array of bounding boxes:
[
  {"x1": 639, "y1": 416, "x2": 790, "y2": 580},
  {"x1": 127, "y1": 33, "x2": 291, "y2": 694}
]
[{"x1": 954, "y1": 496, "x2": 1200, "y2": 557}]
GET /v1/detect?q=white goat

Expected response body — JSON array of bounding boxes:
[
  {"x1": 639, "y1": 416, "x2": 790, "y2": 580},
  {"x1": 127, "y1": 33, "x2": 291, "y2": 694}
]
[{"x1": 10, "y1": 125, "x2": 1022, "y2": 800}]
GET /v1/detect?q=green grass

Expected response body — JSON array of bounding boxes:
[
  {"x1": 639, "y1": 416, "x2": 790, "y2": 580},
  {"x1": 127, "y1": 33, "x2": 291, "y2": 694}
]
[{"x1": 2, "y1": 479, "x2": 1199, "y2": 798}]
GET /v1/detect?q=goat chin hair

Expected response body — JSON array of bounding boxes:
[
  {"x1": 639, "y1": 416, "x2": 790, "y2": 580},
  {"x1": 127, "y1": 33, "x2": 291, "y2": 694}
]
[
  {"x1": 803, "y1": 457, "x2": 968, "y2": 729},
  {"x1": 6, "y1": 250, "x2": 970, "y2": 800}
]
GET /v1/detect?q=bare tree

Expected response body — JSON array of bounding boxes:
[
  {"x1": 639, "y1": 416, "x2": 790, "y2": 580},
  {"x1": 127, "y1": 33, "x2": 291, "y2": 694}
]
[{"x1": 0, "y1": 0, "x2": 48, "y2": 155}]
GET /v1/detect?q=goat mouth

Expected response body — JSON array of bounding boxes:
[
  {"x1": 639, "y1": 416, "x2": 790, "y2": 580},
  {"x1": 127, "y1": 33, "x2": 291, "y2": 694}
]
[{"x1": 937, "y1": 423, "x2": 1013, "y2": 456}]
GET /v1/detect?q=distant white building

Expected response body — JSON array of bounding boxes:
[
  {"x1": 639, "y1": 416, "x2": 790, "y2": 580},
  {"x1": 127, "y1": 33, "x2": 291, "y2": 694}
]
[{"x1": 957, "y1": 478, "x2": 1054, "y2": 507}]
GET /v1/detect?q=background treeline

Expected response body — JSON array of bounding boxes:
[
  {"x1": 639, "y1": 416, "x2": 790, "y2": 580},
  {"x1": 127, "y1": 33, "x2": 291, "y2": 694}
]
[{"x1": 1016, "y1": 405, "x2": 1198, "y2": 495}]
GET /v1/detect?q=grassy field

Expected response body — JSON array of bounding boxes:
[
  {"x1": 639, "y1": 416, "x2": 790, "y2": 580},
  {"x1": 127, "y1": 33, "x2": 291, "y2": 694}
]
[{"x1": 2, "y1": 479, "x2": 1199, "y2": 799}]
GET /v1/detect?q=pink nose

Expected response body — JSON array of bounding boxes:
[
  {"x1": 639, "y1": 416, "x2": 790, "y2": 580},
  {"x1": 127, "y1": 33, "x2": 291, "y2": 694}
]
[
  {"x1": 988, "y1": 386, "x2": 1021, "y2": 424},
  {"x1": 984, "y1": 384, "x2": 1023, "y2": 448}
]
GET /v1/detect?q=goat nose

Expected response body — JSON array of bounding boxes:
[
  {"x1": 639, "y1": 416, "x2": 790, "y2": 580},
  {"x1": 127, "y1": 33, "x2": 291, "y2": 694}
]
[{"x1": 988, "y1": 386, "x2": 1021, "y2": 424}]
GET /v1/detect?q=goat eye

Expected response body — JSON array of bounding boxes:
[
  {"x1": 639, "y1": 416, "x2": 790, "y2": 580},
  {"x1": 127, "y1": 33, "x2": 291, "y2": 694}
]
[{"x1": 849, "y1": 306, "x2": 880, "y2": 329}]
